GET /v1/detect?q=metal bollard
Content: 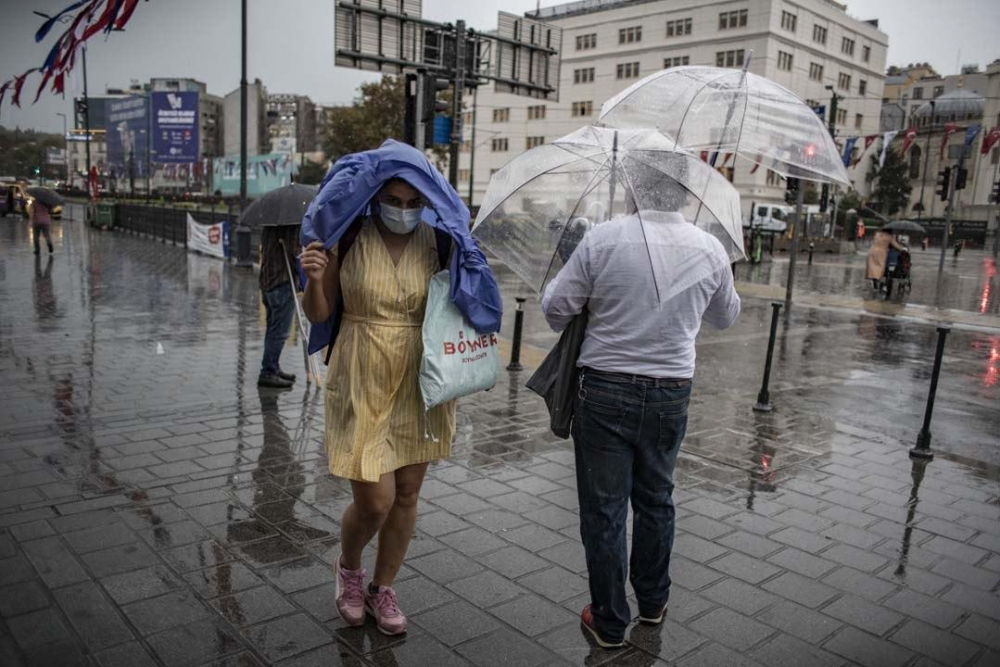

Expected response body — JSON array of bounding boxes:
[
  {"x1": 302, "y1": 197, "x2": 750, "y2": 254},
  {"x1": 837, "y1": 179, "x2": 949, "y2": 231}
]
[
  {"x1": 507, "y1": 297, "x2": 526, "y2": 371},
  {"x1": 910, "y1": 326, "x2": 951, "y2": 460},
  {"x1": 753, "y1": 302, "x2": 783, "y2": 412},
  {"x1": 808, "y1": 242, "x2": 815, "y2": 265}
]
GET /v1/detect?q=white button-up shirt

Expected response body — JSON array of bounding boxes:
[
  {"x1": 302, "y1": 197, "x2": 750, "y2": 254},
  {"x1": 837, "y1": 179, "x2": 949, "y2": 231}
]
[{"x1": 541, "y1": 211, "x2": 740, "y2": 379}]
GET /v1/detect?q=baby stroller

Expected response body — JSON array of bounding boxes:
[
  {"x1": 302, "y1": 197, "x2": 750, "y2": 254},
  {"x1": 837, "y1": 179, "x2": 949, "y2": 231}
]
[{"x1": 882, "y1": 248, "x2": 912, "y2": 297}]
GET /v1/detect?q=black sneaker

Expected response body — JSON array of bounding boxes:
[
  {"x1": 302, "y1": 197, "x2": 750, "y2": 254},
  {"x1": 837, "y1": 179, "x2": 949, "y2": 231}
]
[
  {"x1": 276, "y1": 369, "x2": 296, "y2": 383},
  {"x1": 257, "y1": 373, "x2": 293, "y2": 389}
]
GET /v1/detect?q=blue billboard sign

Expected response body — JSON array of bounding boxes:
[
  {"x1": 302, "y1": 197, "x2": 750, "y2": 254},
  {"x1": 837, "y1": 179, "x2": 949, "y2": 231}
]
[
  {"x1": 106, "y1": 96, "x2": 149, "y2": 178},
  {"x1": 151, "y1": 91, "x2": 199, "y2": 163}
]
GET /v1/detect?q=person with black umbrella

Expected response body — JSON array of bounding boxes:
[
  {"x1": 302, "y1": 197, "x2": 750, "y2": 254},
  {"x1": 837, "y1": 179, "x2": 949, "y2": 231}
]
[
  {"x1": 257, "y1": 224, "x2": 300, "y2": 388},
  {"x1": 26, "y1": 197, "x2": 55, "y2": 254}
]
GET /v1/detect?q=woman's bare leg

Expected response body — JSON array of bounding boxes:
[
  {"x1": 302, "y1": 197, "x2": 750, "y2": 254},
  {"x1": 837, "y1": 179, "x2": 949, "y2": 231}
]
[
  {"x1": 340, "y1": 472, "x2": 396, "y2": 570},
  {"x1": 373, "y1": 462, "x2": 429, "y2": 586}
]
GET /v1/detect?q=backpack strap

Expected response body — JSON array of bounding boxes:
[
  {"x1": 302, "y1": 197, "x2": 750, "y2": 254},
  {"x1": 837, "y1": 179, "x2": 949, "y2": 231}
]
[{"x1": 323, "y1": 217, "x2": 366, "y2": 366}]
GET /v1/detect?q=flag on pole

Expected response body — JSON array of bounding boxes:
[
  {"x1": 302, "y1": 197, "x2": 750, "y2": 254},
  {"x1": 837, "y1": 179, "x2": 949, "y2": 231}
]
[
  {"x1": 900, "y1": 127, "x2": 918, "y2": 154},
  {"x1": 878, "y1": 131, "x2": 898, "y2": 168},
  {"x1": 841, "y1": 136, "x2": 858, "y2": 168},
  {"x1": 939, "y1": 123, "x2": 959, "y2": 159},
  {"x1": 982, "y1": 126, "x2": 1000, "y2": 155}
]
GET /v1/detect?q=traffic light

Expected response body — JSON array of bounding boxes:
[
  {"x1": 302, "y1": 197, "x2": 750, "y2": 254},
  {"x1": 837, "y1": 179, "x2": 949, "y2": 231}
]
[
  {"x1": 954, "y1": 167, "x2": 968, "y2": 191},
  {"x1": 991, "y1": 179, "x2": 1000, "y2": 204},
  {"x1": 419, "y1": 73, "x2": 451, "y2": 149},
  {"x1": 819, "y1": 183, "x2": 829, "y2": 212},
  {"x1": 935, "y1": 167, "x2": 951, "y2": 202},
  {"x1": 784, "y1": 177, "x2": 800, "y2": 205}
]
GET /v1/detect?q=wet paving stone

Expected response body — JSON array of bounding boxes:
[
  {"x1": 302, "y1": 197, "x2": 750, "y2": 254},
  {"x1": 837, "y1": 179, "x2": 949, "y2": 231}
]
[{"x1": 1, "y1": 219, "x2": 998, "y2": 666}]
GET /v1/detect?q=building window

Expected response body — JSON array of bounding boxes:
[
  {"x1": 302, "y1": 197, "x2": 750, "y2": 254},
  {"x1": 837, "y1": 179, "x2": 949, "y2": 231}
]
[
  {"x1": 718, "y1": 9, "x2": 747, "y2": 30},
  {"x1": 492, "y1": 108, "x2": 510, "y2": 123},
  {"x1": 458, "y1": 169, "x2": 470, "y2": 182},
  {"x1": 525, "y1": 136, "x2": 545, "y2": 149},
  {"x1": 666, "y1": 18, "x2": 692, "y2": 37},
  {"x1": 992, "y1": 147, "x2": 999, "y2": 165},
  {"x1": 573, "y1": 67, "x2": 595, "y2": 84},
  {"x1": 491, "y1": 138, "x2": 508, "y2": 152},
  {"x1": 766, "y1": 170, "x2": 781, "y2": 187},
  {"x1": 933, "y1": 86, "x2": 944, "y2": 98},
  {"x1": 836, "y1": 108, "x2": 847, "y2": 125},
  {"x1": 838, "y1": 72, "x2": 851, "y2": 90},
  {"x1": 859, "y1": 80, "x2": 867, "y2": 96},
  {"x1": 571, "y1": 101, "x2": 594, "y2": 117},
  {"x1": 527, "y1": 105, "x2": 546, "y2": 120},
  {"x1": 862, "y1": 45, "x2": 871, "y2": 62},
  {"x1": 575, "y1": 33, "x2": 597, "y2": 50},
  {"x1": 809, "y1": 63, "x2": 824, "y2": 82},
  {"x1": 777, "y1": 51, "x2": 793, "y2": 72},
  {"x1": 460, "y1": 140, "x2": 471, "y2": 153},
  {"x1": 841, "y1": 37, "x2": 855, "y2": 56},
  {"x1": 812, "y1": 24, "x2": 827, "y2": 44},
  {"x1": 912, "y1": 87, "x2": 923, "y2": 100},
  {"x1": 781, "y1": 11, "x2": 797, "y2": 32},
  {"x1": 664, "y1": 56, "x2": 690, "y2": 69},
  {"x1": 616, "y1": 62, "x2": 640, "y2": 79},
  {"x1": 805, "y1": 98, "x2": 819, "y2": 108},
  {"x1": 619, "y1": 26, "x2": 642, "y2": 44},
  {"x1": 854, "y1": 113, "x2": 863, "y2": 129},
  {"x1": 716, "y1": 50, "x2": 746, "y2": 68}
]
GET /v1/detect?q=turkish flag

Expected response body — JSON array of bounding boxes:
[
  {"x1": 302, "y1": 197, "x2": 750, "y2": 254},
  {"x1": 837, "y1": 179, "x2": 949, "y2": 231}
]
[
  {"x1": 981, "y1": 126, "x2": 1000, "y2": 155},
  {"x1": 901, "y1": 127, "x2": 918, "y2": 154},
  {"x1": 864, "y1": 135, "x2": 878, "y2": 151},
  {"x1": 940, "y1": 123, "x2": 958, "y2": 159}
]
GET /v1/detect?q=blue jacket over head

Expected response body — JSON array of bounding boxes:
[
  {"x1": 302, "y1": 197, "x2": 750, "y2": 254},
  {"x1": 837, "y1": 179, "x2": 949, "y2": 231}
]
[{"x1": 300, "y1": 139, "x2": 503, "y2": 354}]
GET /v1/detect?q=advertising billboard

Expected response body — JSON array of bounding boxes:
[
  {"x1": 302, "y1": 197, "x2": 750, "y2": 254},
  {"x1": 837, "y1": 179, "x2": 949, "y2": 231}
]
[
  {"x1": 152, "y1": 91, "x2": 199, "y2": 163},
  {"x1": 107, "y1": 96, "x2": 149, "y2": 178}
]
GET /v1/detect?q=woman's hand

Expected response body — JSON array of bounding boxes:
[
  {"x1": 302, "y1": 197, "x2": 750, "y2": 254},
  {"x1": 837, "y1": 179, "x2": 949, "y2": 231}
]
[{"x1": 300, "y1": 241, "x2": 328, "y2": 283}]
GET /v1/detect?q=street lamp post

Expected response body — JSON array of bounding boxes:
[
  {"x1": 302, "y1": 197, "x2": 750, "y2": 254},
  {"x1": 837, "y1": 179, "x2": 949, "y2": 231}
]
[
  {"x1": 82, "y1": 44, "x2": 91, "y2": 189},
  {"x1": 234, "y1": 0, "x2": 253, "y2": 267},
  {"x1": 56, "y1": 112, "x2": 68, "y2": 183}
]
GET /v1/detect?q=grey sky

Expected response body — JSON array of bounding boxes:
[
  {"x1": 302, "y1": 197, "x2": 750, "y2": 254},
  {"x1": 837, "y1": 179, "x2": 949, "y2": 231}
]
[{"x1": 1, "y1": 0, "x2": 997, "y2": 134}]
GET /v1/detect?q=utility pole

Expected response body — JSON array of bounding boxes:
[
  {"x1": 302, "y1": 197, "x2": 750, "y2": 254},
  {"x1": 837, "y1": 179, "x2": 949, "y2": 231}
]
[
  {"x1": 448, "y1": 20, "x2": 466, "y2": 189},
  {"x1": 468, "y1": 84, "x2": 478, "y2": 207},
  {"x1": 939, "y1": 157, "x2": 962, "y2": 272},
  {"x1": 239, "y1": 0, "x2": 248, "y2": 211},
  {"x1": 56, "y1": 112, "x2": 68, "y2": 184},
  {"x1": 785, "y1": 182, "x2": 804, "y2": 306},
  {"x1": 82, "y1": 45, "x2": 91, "y2": 191},
  {"x1": 916, "y1": 100, "x2": 936, "y2": 220}
]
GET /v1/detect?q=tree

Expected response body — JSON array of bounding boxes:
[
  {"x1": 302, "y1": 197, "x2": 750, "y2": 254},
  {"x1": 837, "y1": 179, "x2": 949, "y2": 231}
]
[
  {"x1": 324, "y1": 77, "x2": 406, "y2": 162},
  {"x1": 0, "y1": 127, "x2": 64, "y2": 179},
  {"x1": 294, "y1": 161, "x2": 328, "y2": 185},
  {"x1": 866, "y1": 148, "x2": 912, "y2": 216}
]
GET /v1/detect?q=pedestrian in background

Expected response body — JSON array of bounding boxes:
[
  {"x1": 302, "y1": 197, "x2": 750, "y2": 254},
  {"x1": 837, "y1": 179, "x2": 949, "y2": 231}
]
[
  {"x1": 866, "y1": 228, "x2": 906, "y2": 290},
  {"x1": 257, "y1": 225, "x2": 299, "y2": 388},
  {"x1": 27, "y1": 198, "x2": 54, "y2": 254},
  {"x1": 541, "y1": 202, "x2": 741, "y2": 648}
]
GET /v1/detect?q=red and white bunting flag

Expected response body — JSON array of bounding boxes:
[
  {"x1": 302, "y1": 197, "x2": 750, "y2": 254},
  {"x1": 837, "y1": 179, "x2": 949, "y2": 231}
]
[
  {"x1": 720, "y1": 152, "x2": 732, "y2": 166},
  {"x1": 939, "y1": 123, "x2": 959, "y2": 159},
  {"x1": 864, "y1": 135, "x2": 878, "y2": 151},
  {"x1": 981, "y1": 126, "x2": 1000, "y2": 155},
  {"x1": 900, "y1": 127, "x2": 918, "y2": 154},
  {"x1": 699, "y1": 150, "x2": 709, "y2": 163}
]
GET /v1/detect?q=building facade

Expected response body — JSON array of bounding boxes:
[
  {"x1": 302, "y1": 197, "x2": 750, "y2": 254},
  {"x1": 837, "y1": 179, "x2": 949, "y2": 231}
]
[
  {"x1": 267, "y1": 94, "x2": 317, "y2": 154},
  {"x1": 460, "y1": 0, "x2": 888, "y2": 214},
  {"x1": 224, "y1": 80, "x2": 269, "y2": 157}
]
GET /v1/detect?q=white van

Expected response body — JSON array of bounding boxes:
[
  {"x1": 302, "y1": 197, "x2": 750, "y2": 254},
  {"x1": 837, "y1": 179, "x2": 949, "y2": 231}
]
[{"x1": 750, "y1": 204, "x2": 824, "y2": 235}]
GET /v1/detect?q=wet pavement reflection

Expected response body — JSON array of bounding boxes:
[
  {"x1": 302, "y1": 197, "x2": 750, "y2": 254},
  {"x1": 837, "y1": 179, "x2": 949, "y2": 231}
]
[{"x1": 0, "y1": 208, "x2": 998, "y2": 667}]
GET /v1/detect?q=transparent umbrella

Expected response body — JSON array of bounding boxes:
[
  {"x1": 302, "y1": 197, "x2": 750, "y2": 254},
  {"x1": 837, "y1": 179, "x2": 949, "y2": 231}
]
[
  {"x1": 598, "y1": 63, "x2": 850, "y2": 185},
  {"x1": 472, "y1": 126, "x2": 744, "y2": 304}
]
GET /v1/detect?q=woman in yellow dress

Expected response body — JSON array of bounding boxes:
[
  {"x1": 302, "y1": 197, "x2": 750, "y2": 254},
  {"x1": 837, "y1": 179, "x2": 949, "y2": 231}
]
[{"x1": 301, "y1": 177, "x2": 454, "y2": 636}]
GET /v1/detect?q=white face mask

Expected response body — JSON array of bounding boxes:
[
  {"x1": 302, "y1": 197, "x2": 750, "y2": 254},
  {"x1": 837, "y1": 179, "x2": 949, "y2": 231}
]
[{"x1": 379, "y1": 202, "x2": 423, "y2": 234}]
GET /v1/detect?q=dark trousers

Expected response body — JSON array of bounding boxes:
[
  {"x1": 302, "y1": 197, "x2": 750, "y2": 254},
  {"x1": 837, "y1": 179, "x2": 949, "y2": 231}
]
[
  {"x1": 572, "y1": 369, "x2": 691, "y2": 642},
  {"x1": 32, "y1": 224, "x2": 53, "y2": 253},
  {"x1": 260, "y1": 282, "x2": 295, "y2": 376}
]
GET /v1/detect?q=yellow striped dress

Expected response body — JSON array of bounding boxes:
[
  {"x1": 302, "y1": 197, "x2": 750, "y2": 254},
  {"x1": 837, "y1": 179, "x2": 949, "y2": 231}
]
[{"x1": 325, "y1": 219, "x2": 456, "y2": 482}]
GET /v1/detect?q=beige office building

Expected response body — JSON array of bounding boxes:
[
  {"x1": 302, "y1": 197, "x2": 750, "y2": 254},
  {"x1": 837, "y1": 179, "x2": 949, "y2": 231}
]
[{"x1": 460, "y1": 0, "x2": 888, "y2": 215}]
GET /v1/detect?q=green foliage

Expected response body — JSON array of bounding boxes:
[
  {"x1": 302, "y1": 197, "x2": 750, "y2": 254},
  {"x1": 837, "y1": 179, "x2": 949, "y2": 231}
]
[
  {"x1": 323, "y1": 77, "x2": 406, "y2": 162},
  {"x1": 866, "y1": 148, "x2": 912, "y2": 216},
  {"x1": 294, "y1": 161, "x2": 328, "y2": 185},
  {"x1": 0, "y1": 127, "x2": 64, "y2": 179}
]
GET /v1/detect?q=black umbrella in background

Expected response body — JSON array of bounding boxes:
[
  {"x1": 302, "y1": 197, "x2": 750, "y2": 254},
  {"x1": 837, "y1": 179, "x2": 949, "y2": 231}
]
[
  {"x1": 25, "y1": 187, "x2": 64, "y2": 209},
  {"x1": 882, "y1": 220, "x2": 928, "y2": 235},
  {"x1": 238, "y1": 183, "x2": 318, "y2": 228}
]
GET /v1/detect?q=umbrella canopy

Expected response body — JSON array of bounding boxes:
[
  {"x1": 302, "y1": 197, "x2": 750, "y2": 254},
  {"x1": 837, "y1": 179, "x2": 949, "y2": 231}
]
[
  {"x1": 598, "y1": 65, "x2": 850, "y2": 185},
  {"x1": 25, "y1": 186, "x2": 63, "y2": 209},
  {"x1": 472, "y1": 126, "x2": 744, "y2": 305},
  {"x1": 239, "y1": 183, "x2": 318, "y2": 228},
  {"x1": 882, "y1": 220, "x2": 927, "y2": 234}
]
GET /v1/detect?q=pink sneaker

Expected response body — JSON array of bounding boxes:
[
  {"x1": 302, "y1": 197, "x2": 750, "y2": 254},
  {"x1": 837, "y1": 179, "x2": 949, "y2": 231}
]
[
  {"x1": 366, "y1": 584, "x2": 407, "y2": 635},
  {"x1": 335, "y1": 557, "x2": 366, "y2": 626}
]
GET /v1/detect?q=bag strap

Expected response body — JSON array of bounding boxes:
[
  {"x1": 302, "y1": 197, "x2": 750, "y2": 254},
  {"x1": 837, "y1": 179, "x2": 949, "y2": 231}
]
[{"x1": 434, "y1": 228, "x2": 452, "y2": 270}]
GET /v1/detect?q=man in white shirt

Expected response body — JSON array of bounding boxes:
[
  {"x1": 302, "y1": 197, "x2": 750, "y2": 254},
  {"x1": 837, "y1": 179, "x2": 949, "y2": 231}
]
[{"x1": 542, "y1": 209, "x2": 740, "y2": 648}]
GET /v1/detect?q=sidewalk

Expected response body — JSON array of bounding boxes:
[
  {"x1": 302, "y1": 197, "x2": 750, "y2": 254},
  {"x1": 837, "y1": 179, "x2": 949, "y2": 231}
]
[{"x1": 1, "y1": 216, "x2": 998, "y2": 667}]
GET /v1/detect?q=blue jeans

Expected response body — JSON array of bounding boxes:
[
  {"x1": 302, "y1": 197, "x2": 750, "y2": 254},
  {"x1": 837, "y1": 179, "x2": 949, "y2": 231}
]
[
  {"x1": 260, "y1": 282, "x2": 295, "y2": 375},
  {"x1": 572, "y1": 369, "x2": 691, "y2": 642}
]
